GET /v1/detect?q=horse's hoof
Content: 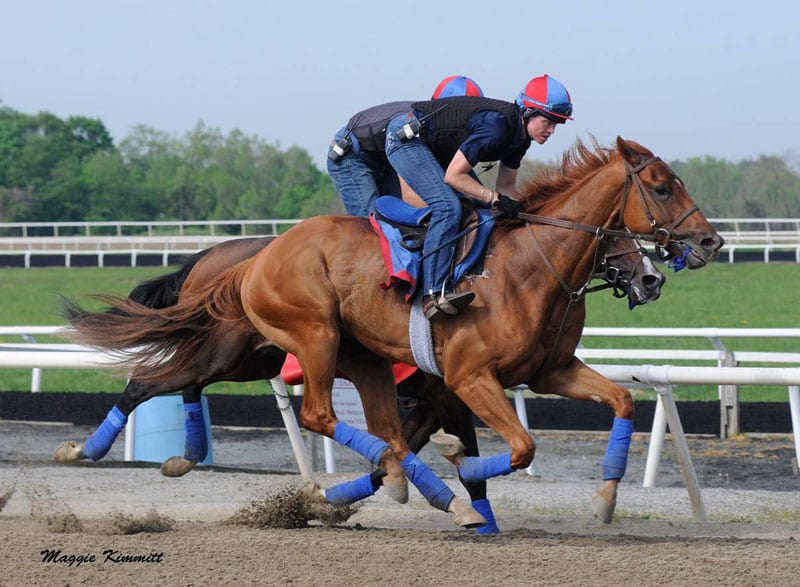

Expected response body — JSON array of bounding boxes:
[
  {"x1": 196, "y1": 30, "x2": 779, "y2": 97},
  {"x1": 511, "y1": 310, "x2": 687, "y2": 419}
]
[
  {"x1": 54, "y1": 441, "x2": 85, "y2": 463},
  {"x1": 591, "y1": 484, "x2": 618, "y2": 524},
  {"x1": 429, "y1": 432, "x2": 465, "y2": 465},
  {"x1": 300, "y1": 480, "x2": 327, "y2": 504},
  {"x1": 447, "y1": 498, "x2": 487, "y2": 528},
  {"x1": 382, "y1": 477, "x2": 409, "y2": 504},
  {"x1": 160, "y1": 456, "x2": 197, "y2": 477}
]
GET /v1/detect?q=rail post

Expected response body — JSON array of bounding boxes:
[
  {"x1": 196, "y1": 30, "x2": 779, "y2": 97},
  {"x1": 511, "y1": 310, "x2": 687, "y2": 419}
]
[
  {"x1": 719, "y1": 350, "x2": 740, "y2": 438},
  {"x1": 651, "y1": 382, "x2": 706, "y2": 521}
]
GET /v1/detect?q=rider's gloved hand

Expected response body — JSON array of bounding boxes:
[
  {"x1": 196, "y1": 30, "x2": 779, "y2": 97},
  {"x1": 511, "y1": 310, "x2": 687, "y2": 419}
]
[{"x1": 492, "y1": 194, "x2": 522, "y2": 218}]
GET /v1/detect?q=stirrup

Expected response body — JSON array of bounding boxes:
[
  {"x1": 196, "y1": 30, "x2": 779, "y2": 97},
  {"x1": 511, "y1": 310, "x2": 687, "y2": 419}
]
[{"x1": 423, "y1": 291, "x2": 475, "y2": 322}]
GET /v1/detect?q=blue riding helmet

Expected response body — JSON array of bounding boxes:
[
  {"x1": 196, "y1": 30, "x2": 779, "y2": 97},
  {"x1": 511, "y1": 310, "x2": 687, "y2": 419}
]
[
  {"x1": 516, "y1": 74, "x2": 573, "y2": 123},
  {"x1": 432, "y1": 75, "x2": 484, "y2": 99}
]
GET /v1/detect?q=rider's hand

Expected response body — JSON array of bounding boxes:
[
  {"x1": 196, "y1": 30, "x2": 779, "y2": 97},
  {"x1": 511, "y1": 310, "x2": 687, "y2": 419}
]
[{"x1": 492, "y1": 194, "x2": 522, "y2": 218}]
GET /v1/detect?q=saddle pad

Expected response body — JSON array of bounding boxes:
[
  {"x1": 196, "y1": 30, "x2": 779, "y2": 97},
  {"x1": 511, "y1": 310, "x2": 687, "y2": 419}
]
[
  {"x1": 374, "y1": 195, "x2": 432, "y2": 226},
  {"x1": 280, "y1": 353, "x2": 418, "y2": 386},
  {"x1": 369, "y1": 207, "x2": 496, "y2": 302}
]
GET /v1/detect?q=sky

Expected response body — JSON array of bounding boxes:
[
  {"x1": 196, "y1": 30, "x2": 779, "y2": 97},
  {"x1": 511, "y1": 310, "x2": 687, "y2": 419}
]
[{"x1": 2, "y1": 0, "x2": 799, "y2": 170}]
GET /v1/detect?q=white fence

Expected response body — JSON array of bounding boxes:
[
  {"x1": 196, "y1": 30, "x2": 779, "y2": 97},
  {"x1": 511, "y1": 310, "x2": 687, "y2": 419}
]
[
  {"x1": 1, "y1": 218, "x2": 799, "y2": 266},
  {"x1": 0, "y1": 219, "x2": 302, "y2": 238}
]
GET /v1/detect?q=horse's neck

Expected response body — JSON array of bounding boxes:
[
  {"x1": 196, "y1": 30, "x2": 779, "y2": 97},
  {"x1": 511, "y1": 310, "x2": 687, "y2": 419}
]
[
  {"x1": 510, "y1": 165, "x2": 624, "y2": 287},
  {"x1": 542, "y1": 164, "x2": 623, "y2": 229}
]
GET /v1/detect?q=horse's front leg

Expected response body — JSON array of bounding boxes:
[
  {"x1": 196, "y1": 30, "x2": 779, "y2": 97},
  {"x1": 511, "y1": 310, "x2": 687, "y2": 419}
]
[
  {"x1": 333, "y1": 353, "x2": 485, "y2": 528},
  {"x1": 433, "y1": 370, "x2": 536, "y2": 481},
  {"x1": 531, "y1": 357, "x2": 635, "y2": 524}
]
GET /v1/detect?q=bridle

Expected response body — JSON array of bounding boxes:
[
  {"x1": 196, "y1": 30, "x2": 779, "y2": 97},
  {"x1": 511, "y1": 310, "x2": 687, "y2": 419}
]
[
  {"x1": 585, "y1": 239, "x2": 650, "y2": 299},
  {"x1": 516, "y1": 155, "x2": 699, "y2": 259},
  {"x1": 519, "y1": 155, "x2": 687, "y2": 370},
  {"x1": 619, "y1": 157, "x2": 698, "y2": 260}
]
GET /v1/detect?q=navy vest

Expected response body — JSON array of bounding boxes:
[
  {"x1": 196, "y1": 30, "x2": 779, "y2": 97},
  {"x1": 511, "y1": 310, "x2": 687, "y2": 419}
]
[
  {"x1": 410, "y1": 97, "x2": 523, "y2": 163},
  {"x1": 347, "y1": 101, "x2": 414, "y2": 152}
]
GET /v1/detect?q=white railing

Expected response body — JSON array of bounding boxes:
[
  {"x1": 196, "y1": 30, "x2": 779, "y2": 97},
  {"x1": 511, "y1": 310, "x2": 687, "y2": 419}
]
[
  {"x1": 0, "y1": 219, "x2": 302, "y2": 238},
  {"x1": 0, "y1": 249, "x2": 207, "y2": 268},
  {"x1": 2, "y1": 218, "x2": 799, "y2": 265},
  {"x1": 708, "y1": 218, "x2": 800, "y2": 263}
]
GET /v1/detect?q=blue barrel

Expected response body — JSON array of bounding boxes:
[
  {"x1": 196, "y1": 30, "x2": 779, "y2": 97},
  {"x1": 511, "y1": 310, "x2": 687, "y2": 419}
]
[{"x1": 133, "y1": 395, "x2": 213, "y2": 465}]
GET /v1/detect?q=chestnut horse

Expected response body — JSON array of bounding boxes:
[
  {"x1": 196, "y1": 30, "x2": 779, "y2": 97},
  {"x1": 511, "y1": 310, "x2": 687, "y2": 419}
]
[
  {"x1": 57, "y1": 229, "x2": 663, "y2": 532},
  {"x1": 65, "y1": 138, "x2": 722, "y2": 527}
]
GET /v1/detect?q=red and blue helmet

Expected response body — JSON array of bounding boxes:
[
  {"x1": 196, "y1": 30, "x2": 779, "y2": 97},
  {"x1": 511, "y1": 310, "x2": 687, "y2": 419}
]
[
  {"x1": 516, "y1": 75, "x2": 573, "y2": 123},
  {"x1": 432, "y1": 75, "x2": 484, "y2": 99}
]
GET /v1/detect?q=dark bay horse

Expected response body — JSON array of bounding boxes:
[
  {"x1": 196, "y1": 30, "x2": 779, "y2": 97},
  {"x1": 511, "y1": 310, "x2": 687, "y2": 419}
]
[
  {"x1": 64, "y1": 137, "x2": 722, "y2": 527},
  {"x1": 56, "y1": 228, "x2": 663, "y2": 532}
]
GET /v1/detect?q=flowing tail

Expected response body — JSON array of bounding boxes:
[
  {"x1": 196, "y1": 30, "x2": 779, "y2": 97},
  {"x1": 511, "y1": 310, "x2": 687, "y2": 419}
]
[
  {"x1": 63, "y1": 262, "x2": 251, "y2": 382},
  {"x1": 127, "y1": 249, "x2": 210, "y2": 309}
]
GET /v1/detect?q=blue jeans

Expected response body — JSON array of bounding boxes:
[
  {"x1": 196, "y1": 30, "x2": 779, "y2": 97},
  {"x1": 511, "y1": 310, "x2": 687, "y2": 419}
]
[
  {"x1": 327, "y1": 127, "x2": 400, "y2": 218},
  {"x1": 385, "y1": 114, "x2": 462, "y2": 294}
]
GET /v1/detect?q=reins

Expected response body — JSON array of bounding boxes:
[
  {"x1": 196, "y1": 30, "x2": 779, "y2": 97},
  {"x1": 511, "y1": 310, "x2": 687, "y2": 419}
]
[
  {"x1": 519, "y1": 155, "x2": 692, "y2": 372},
  {"x1": 516, "y1": 156, "x2": 700, "y2": 250}
]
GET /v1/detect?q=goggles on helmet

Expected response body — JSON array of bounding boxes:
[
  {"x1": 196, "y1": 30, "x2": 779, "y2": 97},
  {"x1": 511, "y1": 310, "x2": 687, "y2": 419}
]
[{"x1": 518, "y1": 93, "x2": 573, "y2": 119}]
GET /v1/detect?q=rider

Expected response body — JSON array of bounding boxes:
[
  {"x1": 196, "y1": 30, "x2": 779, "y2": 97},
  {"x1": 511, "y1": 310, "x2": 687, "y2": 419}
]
[
  {"x1": 431, "y1": 75, "x2": 484, "y2": 100},
  {"x1": 327, "y1": 76, "x2": 484, "y2": 217},
  {"x1": 384, "y1": 74, "x2": 573, "y2": 321}
]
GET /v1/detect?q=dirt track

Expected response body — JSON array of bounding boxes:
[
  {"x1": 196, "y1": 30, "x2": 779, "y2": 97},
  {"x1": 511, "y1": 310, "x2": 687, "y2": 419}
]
[{"x1": 1, "y1": 423, "x2": 798, "y2": 586}]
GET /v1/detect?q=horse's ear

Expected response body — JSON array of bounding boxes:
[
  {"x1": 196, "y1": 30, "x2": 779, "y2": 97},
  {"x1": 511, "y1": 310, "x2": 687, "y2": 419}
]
[{"x1": 616, "y1": 136, "x2": 643, "y2": 167}]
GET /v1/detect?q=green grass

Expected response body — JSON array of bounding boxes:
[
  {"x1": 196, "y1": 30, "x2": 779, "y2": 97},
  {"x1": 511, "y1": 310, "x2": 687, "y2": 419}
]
[
  {"x1": 1, "y1": 262, "x2": 798, "y2": 397},
  {"x1": 584, "y1": 262, "x2": 800, "y2": 401}
]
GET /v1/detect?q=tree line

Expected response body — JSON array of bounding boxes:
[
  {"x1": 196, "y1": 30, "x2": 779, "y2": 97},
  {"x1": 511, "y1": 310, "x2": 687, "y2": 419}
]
[{"x1": 1, "y1": 103, "x2": 797, "y2": 224}]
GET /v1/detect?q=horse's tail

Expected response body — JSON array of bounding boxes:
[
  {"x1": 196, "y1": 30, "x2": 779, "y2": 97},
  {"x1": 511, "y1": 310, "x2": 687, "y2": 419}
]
[
  {"x1": 63, "y1": 262, "x2": 250, "y2": 381},
  {"x1": 126, "y1": 249, "x2": 210, "y2": 309}
]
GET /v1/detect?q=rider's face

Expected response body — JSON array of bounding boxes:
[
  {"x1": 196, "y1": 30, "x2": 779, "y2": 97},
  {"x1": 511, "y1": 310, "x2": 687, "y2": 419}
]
[{"x1": 526, "y1": 116, "x2": 558, "y2": 145}]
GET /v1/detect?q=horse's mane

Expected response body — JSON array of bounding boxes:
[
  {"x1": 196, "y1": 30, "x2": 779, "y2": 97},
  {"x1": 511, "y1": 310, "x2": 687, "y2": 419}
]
[{"x1": 519, "y1": 137, "x2": 619, "y2": 213}]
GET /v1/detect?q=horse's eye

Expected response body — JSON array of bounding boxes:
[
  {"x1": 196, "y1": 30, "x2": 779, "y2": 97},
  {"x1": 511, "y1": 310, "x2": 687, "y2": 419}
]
[{"x1": 653, "y1": 185, "x2": 671, "y2": 198}]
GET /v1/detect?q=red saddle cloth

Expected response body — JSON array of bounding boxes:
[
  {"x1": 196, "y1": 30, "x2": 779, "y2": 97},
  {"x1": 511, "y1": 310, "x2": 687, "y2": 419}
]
[{"x1": 280, "y1": 353, "x2": 417, "y2": 386}]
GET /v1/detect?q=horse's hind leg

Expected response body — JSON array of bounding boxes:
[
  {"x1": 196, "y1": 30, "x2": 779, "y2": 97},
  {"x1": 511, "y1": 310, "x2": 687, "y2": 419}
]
[
  {"x1": 159, "y1": 385, "x2": 207, "y2": 477},
  {"x1": 54, "y1": 378, "x2": 164, "y2": 463}
]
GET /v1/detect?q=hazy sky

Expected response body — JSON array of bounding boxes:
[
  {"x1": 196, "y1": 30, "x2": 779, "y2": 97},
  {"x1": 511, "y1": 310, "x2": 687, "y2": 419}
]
[{"x1": 2, "y1": 0, "x2": 798, "y2": 169}]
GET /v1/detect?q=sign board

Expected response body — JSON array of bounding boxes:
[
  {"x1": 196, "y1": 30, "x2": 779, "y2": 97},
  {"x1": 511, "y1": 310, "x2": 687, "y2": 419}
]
[{"x1": 332, "y1": 378, "x2": 367, "y2": 430}]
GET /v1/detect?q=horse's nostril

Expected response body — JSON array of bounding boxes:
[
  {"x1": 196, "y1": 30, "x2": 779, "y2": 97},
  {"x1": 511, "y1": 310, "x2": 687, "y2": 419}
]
[
  {"x1": 643, "y1": 275, "x2": 658, "y2": 287},
  {"x1": 702, "y1": 235, "x2": 724, "y2": 250}
]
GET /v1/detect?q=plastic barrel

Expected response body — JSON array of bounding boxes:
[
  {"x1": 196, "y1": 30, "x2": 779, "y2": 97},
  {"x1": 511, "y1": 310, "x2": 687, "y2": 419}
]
[{"x1": 133, "y1": 395, "x2": 213, "y2": 465}]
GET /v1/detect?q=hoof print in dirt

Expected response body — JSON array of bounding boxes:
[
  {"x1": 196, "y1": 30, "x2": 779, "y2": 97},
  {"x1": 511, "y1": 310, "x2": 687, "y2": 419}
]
[
  {"x1": 47, "y1": 511, "x2": 84, "y2": 534},
  {"x1": 108, "y1": 507, "x2": 174, "y2": 534},
  {"x1": 227, "y1": 486, "x2": 358, "y2": 529}
]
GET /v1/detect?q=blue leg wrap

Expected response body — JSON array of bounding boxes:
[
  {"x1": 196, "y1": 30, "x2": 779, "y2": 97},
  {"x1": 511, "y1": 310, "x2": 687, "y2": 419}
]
[
  {"x1": 333, "y1": 422, "x2": 390, "y2": 466},
  {"x1": 603, "y1": 417, "x2": 634, "y2": 480},
  {"x1": 183, "y1": 402, "x2": 208, "y2": 462},
  {"x1": 458, "y1": 453, "x2": 514, "y2": 483},
  {"x1": 324, "y1": 473, "x2": 378, "y2": 505},
  {"x1": 401, "y1": 452, "x2": 454, "y2": 512},
  {"x1": 83, "y1": 406, "x2": 127, "y2": 461},
  {"x1": 471, "y1": 498, "x2": 500, "y2": 535}
]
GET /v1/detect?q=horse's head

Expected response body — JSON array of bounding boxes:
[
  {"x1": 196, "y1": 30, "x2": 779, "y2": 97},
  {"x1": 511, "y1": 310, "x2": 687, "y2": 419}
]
[
  {"x1": 597, "y1": 237, "x2": 665, "y2": 307},
  {"x1": 615, "y1": 137, "x2": 724, "y2": 269}
]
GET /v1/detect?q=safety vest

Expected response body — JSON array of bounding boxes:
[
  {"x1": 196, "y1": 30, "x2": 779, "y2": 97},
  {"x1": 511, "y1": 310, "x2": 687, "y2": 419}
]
[
  {"x1": 410, "y1": 97, "x2": 523, "y2": 163},
  {"x1": 347, "y1": 101, "x2": 414, "y2": 152}
]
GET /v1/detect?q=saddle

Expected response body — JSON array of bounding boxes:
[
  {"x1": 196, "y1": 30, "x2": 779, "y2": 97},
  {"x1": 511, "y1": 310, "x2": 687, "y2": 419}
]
[{"x1": 368, "y1": 196, "x2": 496, "y2": 301}]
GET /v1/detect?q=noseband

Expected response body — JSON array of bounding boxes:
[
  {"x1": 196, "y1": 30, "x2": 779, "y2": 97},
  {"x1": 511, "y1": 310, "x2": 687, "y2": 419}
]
[
  {"x1": 619, "y1": 156, "x2": 699, "y2": 258},
  {"x1": 587, "y1": 239, "x2": 649, "y2": 299}
]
